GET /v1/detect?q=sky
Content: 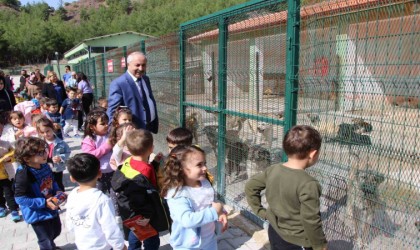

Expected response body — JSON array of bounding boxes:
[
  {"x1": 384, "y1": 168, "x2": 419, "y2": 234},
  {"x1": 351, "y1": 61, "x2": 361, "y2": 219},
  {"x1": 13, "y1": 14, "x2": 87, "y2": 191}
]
[{"x1": 20, "y1": 0, "x2": 78, "y2": 9}]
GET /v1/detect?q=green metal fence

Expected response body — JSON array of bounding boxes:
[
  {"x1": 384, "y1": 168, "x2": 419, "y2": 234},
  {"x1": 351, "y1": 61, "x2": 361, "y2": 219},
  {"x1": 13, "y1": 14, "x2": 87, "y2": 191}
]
[{"x1": 73, "y1": 0, "x2": 419, "y2": 249}]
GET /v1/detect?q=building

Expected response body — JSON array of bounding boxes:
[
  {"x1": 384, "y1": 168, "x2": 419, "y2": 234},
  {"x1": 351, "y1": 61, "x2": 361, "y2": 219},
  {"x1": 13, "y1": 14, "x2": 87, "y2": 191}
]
[{"x1": 64, "y1": 31, "x2": 155, "y2": 64}]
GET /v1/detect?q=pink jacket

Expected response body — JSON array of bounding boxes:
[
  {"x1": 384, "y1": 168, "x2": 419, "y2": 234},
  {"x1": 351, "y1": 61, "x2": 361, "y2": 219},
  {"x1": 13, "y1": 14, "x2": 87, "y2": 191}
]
[{"x1": 81, "y1": 135, "x2": 113, "y2": 173}]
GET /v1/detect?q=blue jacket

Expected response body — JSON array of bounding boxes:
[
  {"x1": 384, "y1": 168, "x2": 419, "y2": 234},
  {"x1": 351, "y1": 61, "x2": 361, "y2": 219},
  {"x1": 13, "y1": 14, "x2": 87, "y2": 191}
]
[
  {"x1": 49, "y1": 137, "x2": 71, "y2": 172},
  {"x1": 165, "y1": 185, "x2": 219, "y2": 249},
  {"x1": 107, "y1": 73, "x2": 159, "y2": 133},
  {"x1": 14, "y1": 163, "x2": 60, "y2": 224}
]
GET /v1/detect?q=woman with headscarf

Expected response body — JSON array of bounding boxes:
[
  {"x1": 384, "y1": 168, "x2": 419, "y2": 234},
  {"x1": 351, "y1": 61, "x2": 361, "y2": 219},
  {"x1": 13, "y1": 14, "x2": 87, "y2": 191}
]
[{"x1": 0, "y1": 76, "x2": 16, "y2": 111}]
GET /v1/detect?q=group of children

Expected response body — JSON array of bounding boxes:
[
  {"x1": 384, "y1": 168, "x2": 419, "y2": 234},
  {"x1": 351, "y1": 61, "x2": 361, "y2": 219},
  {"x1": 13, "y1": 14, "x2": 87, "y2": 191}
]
[{"x1": 1, "y1": 91, "x2": 328, "y2": 250}]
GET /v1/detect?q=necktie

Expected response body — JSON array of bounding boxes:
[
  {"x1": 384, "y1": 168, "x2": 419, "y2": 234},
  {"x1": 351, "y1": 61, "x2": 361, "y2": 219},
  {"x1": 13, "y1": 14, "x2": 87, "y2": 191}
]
[{"x1": 137, "y1": 78, "x2": 151, "y2": 123}]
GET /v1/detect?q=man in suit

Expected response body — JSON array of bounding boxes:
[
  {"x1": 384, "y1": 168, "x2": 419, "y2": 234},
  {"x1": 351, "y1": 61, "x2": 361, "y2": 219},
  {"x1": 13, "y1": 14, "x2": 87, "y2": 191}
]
[{"x1": 107, "y1": 52, "x2": 159, "y2": 133}]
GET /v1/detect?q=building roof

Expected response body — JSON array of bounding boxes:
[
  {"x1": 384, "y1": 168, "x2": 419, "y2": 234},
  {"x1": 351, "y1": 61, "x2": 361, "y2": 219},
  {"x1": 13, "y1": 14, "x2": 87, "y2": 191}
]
[{"x1": 188, "y1": 0, "x2": 409, "y2": 42}]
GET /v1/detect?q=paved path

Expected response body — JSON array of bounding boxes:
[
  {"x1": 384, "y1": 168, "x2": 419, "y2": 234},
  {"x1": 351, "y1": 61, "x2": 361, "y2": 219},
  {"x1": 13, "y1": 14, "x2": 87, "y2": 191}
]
[{"x1": 0, "y1": 136, "x2": 269, "y2": 250}]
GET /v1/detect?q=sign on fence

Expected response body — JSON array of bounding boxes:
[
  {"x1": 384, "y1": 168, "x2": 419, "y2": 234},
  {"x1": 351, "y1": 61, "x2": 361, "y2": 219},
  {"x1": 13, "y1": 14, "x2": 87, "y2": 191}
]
[
  {"x1": 121, "y1": 57, "x2": 126, "y2": 68},
  {"x1": 107, "y1": 59, "x2": 114, "y2": 73}
]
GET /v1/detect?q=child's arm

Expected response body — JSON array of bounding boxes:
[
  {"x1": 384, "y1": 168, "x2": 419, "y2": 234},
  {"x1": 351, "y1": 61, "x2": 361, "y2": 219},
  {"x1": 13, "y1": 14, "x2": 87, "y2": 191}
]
[
  {"x1": 299, "y1": 181, "x2": 327, "y2": 250},
  {"x1": 98, "y1": 197, "x2": 126, "y2": 250},
  {"x1": 81, "y1": 136, "x2": 112, "y2": 158},
  {"x1": 167, "y1": 196, "x2": 219, "y2": 229},
  {"x1": 245, "y1": 171, "x2": 268, "y2": 219},
  {"x1": 59, "y1": 106, "x2": 64, "y2": 115},
  {"x1": 52, "y1": 141, "x2": 71, "y2": 164},
  {"x1": 0, "y1": 150, "x2": 14, "y2": 163}
]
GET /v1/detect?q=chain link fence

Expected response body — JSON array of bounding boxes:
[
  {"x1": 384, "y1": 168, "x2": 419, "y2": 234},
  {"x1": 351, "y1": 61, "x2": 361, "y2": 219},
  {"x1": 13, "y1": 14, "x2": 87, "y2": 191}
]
[{"x1": 72, "y1": 0, "x2": 419, "y2": 249}]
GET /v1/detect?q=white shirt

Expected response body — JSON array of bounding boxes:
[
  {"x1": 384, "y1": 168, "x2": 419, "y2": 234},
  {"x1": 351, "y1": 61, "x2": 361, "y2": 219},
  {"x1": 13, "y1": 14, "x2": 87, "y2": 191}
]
[
  {"x1": 66, "y1": 187, "x2": 125, "y2": 250},
  {"x1": 127, "y1": 71, "x2": 156, "y2": 123}
]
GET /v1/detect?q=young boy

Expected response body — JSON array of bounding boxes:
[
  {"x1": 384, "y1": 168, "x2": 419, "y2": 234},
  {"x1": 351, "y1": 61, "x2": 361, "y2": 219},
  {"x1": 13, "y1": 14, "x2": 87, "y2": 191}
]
[
  {"x1": 60, "y1": 87, "x2": 81, "y2": 138},
  {"x1": 31, "y1": 89, "x2": 42, "y2": 111},
  {"x1": 245, "y1": 125, "x2": 327, "y2": 250},
  {"x1": 97, "y1": 96, "x2": 108, "y2": 109},
  {"x1": 45, "y1": 98, "x2": 64, "y2": 139},
  {"x1": 14, "y1": 137, "x2": 64, "y2": 249},
  {"x1": 111, "y1": 129, "x2": 170, "y2": 250},
  {"x1": 76, "y1": 89, "x2": 84, "y2": 132},
  {"x1": 66, "y1": 153, "x2": 126, "y2": 250},
  {"x1": 40, "y1": 97, "x2": 49, "y2": 114}
]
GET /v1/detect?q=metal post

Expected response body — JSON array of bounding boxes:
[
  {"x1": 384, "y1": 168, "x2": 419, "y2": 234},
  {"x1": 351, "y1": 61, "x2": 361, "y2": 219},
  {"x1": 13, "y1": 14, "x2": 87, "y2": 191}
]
[
  {"x1": 217, "y1": 17, "x2": 228, "y2": 201},
  {"x1": 55, "y1": 52, "x2": 61, "y2": 80},
  {"x1": 283, "y1": 0, "x2": 301, "y2": 161},
  {"x1": 179, "y1": 30, "x2": 186, "y2": 127}
]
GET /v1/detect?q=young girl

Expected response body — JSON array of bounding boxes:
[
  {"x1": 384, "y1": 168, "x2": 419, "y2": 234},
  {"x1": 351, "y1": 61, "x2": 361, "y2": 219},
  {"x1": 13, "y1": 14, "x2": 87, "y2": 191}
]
[
  {"x1": 81, "y1": 110, "x2": 114, "y2": 194},
  {"x1": 36, "y1": 117, "x2": 71, "y2": 192},
  {"x1": 111, "y1": 107, "x2": 133, "y2": 129},
  {"x1": 109, "y1": 122, "x2": 135, "y2": 170},
  {"x1": 161, "y1": 145, "x2": 228, "y2": 250},
  {"x1": 0, "y1": 111, "x2": 32, "y2": 145}
]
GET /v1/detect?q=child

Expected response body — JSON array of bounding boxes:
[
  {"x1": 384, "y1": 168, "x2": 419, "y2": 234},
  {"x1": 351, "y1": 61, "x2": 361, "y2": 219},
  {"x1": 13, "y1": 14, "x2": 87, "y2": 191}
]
[
  {"x1": 97, "y1": 96, "x2": 108, "y2": 109},
  {"x1": 160, "y1": 145, "x2": 227, "y2": 250},
  {"x1": 40, "y1": 97, "x2": 49, "y2": 114},
  {"x1": 14, "y1": 137, "x2": 64, "y2": 249},
  {"x1": 60, "y1": 87, "x2": 81, "y2": 138},
  {"x1": 0, "y1": 138, "x2": 20, "y2": 222},
  {"x1": 109, "y1": 122, "x2": 135, "y2": 170},
  {"x1": 66, "y1": 153, "x2": 127, "y2": 250},
  {"x1": 36, "y1": 117, "x2": 71, "y2": 192},
  {"x1": 111, "y1": 129, "x2": 170, "y2": 250},
  {"x1": 0, "y1": 111, "x2": 32, "y2": 145},
  {"x1": 81, "y1": 110, "x2": 114, "y2": 195},
  {"x1": 111, "y1": 107, "x2": 133, "y2": 129},
  {"x1": 45, "y1": 98, "x2": 64, "y2": 140},
  {"x1": 31, "y1": 89, "x2": 42, "y2": 111},
  {"x1": 245, "y1": 125, "x2": 327, "y2": 250}
]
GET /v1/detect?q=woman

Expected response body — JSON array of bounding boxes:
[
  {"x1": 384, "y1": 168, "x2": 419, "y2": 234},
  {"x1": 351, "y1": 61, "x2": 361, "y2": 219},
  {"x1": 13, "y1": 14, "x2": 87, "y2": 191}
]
[
  {"x1": 0, "y1": 76, "x2": 16, "y2": 111},
  {"x1": 76, "y1": 72, "x2": 94, "y2": 115},
  {"x1": 42, "y1": 71, "x2": 67, "y2": 108}
]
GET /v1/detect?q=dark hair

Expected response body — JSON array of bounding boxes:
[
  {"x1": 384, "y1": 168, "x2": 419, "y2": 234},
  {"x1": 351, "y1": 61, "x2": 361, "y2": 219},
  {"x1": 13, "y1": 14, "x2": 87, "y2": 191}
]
[
  {"x1": 15, "y1": 137, "x2": 48, "y2": 165},
  {"x1": 67, "y1": 153, "x2": 100, "y2": 183},
  {"x1": 283, "y1": 125, "x2": 322, "y2": 159},
  {"x1": 166, "y1": 127, "x2": 193, "y2": 146},
  {"x1": 9, "y1": 111, "x2": 24, "y2": 122},
  {"x1": 40, "y1": 97, "x2": 49, "y2": 105},
  {"x1": 66, "y1": 87, "x2": 77, "y2": 93},
  {"x1": 65, "y1": 65, "x2": 71, "y2": 70},
  {"x1": 76, "y1": 72, "x2": 89, "y2": 84},
  {"x1": 109, "y1": 122, "x2": 136, "y2": 146},
  {"x1": 84, "y1": 110, "x2": 109, "y2": 138},
  {"x1": 36, "y1": 117, "x2": 54, "y2": 131},
  {"x1": 160, "y1": 145, "x2": 205, "y2": 198},
  {"x1": 46, "y1": 98, "x2": 58, "y2": 107},
  {"x1": 126, "y1": 129, "x2": 153, "y2": 156},
  {"x1": 90, "y1": 106, "x2": 107, "y2": 113},
  {"x1": 111, "y1": 106, "x2": 132, "y2": 128}
]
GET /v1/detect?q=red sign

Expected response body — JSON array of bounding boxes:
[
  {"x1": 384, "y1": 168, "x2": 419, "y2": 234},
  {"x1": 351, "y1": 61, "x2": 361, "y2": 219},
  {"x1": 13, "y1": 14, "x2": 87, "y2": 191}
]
[
  {"x1": 107, "y1": 59, "x2": 114, "y2": 73},
  {"x1": 121, "y1": 57, "x2": 126, "y2": 68}
]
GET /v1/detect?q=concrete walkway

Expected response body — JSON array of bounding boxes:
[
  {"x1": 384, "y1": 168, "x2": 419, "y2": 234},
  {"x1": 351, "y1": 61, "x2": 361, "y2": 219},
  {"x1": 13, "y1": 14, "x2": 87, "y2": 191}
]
[{"x1": 0, "y1": 136, "x2": 269, "y2": 250}]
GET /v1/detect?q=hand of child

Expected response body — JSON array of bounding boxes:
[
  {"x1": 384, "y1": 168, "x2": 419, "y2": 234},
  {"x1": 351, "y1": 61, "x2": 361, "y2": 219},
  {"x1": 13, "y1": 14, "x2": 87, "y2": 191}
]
[
  {"x1": 46, "y1": 197, "x2": 59, "y2": 210},
  {"x1": 52, "y1": 156, "x2": 62, "y2": 163},
  {"x1": 53, "y1": 123, "x2": 61, "y2": 130},
  {"x1": 15, "y1": 130, "x2": 24, "y2": 138},
  {"x1": 118, "y1": 125, "x2": 134, "y2": 146},
  {"x1": 211, "y1": 202, "x2": 224, "y2": 216},
  {"x1": 135, "y1": 217, "x2": 150, "y2": 226},
  {"x1": 218, "y1": 213, "x2": 228, "y2": 233},
  {"x1": 153, "y1": 152, "x2": 164, "y2": 163},
  {"x1": 2, "y1": 156, "x2": 12, "y2": 163}
]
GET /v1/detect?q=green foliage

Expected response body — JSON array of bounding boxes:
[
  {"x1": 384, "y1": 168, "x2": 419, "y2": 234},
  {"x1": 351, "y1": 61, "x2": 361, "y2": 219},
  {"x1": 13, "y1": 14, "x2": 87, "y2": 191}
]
[
  {"x1": 0, "y1": 0, "x2": 248, "y2": 66},
  {"x1": 0, "y1": 0, "x2": 20, "y2": 7}
]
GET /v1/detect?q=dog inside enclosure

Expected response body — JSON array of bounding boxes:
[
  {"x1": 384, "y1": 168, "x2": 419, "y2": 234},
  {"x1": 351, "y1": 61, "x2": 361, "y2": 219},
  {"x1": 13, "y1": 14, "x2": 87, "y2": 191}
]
[
  {"x1": 245, "y1": 145, "x2": 271, "y2": 178},
  {"x1": 185, "y1": 111, "x2": 203, "y2": 144}
]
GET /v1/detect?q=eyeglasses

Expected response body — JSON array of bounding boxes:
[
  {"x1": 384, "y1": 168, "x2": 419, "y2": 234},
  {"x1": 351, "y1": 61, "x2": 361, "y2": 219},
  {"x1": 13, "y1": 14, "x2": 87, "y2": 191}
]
[{"x1": 35, "y1": 150, "x2": 48, "y2": 156}]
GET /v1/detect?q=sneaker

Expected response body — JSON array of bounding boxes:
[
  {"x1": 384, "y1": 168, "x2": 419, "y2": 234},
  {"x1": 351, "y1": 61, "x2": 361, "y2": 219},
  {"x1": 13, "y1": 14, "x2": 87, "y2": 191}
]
[
  {"x1": 11, "y1": 210, "x2": 21, "y2": 222},
  {"x1": 64, "y1": 133, "x2": 71, "y2": 138},
  {"x1": 78, "y1": 128, "x2": 84, "y2": 132},
  {"x1": 73, "y1": 134, "x2": 80, "y2": 138},
  {"x1": 0, "y1": 207, "x2": 6, "y2": 217}
]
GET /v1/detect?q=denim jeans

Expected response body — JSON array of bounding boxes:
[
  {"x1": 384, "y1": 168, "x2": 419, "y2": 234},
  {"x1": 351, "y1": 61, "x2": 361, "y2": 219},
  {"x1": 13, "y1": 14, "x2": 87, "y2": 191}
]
[
  {"x1": 31, "y1": 216, "x2": 62, "y2": 250},
  {"x1": 127, "y1": 230, "x2": 160, "y2": 250}
]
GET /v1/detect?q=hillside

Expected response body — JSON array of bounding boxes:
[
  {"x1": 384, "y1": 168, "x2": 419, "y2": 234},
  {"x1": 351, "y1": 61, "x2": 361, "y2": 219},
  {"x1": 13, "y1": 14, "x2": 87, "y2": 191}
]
[{"x1": 63, "y1": 0, "x2": 106, "y2": 23}]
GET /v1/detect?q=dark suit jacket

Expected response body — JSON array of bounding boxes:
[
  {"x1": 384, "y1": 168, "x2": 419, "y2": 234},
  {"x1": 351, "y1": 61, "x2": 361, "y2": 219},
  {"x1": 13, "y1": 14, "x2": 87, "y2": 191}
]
[
  {"x1": 107, "y1": 72, "x2": 159, "y2": 134},
  {"x1": 42, "y1": 81, "x2": 67, "y2": 107}
]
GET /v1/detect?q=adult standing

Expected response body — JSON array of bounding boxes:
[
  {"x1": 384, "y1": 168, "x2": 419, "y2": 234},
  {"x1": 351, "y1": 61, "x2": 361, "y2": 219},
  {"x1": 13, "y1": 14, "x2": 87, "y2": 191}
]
[
  {"x1": 0, "y1": 76, "x2": 16, "y2": 111},
  {"x1": 62, "y1": 65, "x2": 72, "y2": 84},
  {"x1": 0, "y1": 71, "x2": 12, "y2": 91},
  {"x1": 18, "y1": 69, "x2": 28, "y2": 92},
  {"x1": 42, "y1": 71, "x2": 67, "y2": 107},
  {"x1": 107, "y1": 52, "x2": 159, "y2": 133},
  {"x1": 76, "y1": 72, "x2": 94, "y2": 115}
]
